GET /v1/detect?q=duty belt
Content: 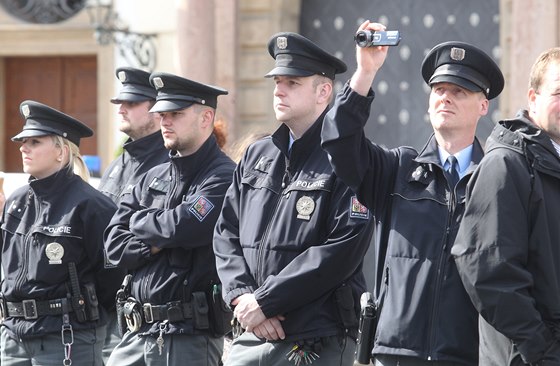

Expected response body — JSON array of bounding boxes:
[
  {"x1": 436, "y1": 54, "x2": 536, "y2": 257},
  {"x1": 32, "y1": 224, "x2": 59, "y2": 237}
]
[
  {"x1": 5, "y1": 299, "x2": 74, "y2": 320},
  {"x1": 142, "y1": 301, "x2": 193, "y2": 323}
]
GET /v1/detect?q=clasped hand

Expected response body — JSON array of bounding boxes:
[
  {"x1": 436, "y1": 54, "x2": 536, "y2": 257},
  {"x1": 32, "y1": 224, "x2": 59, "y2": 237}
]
[{"x1": 232, "y1": 293, "x2": 286, "y2": 341}]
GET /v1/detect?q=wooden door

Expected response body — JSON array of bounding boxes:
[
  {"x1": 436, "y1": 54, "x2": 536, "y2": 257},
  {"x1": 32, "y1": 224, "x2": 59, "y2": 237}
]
[{"x1": 3, "y1": 56, "x2": 97, "y2": 172}]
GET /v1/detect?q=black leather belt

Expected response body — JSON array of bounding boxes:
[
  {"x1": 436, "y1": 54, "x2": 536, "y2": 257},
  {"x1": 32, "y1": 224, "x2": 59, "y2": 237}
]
[
  {"x1": 5, "y1": 299, "x2": 73, "y2": 320},
  {"x1": 142, "y1": 301, "x2": 193, "y2": 323}
]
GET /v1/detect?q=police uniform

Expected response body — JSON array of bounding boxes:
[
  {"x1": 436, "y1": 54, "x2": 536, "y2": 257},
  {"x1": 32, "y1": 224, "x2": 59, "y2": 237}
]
[
  {"x1": 0, "y1": 101, "x2": 117, "y2": 366},
  {"x1": 213, "y1": 33, "x2": 374, "y2": 366},
  {"x1": 322, "y1": 42, "x2": 504, "y2": 365},
  {"x1": 98, "y1": 67, "x2": 169, "y2": 363},
  {"x1": 104, "y1": 73, "x2": 235, "y2": 366},
  {"x1": 98, "y1": 67, "x2": 169, "y2": 204}
]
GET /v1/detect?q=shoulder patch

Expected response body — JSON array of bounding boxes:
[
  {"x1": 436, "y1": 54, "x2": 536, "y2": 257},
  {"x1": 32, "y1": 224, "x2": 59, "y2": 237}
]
[
  {"x1": 349, "y1": 196, "x2": 369, "y2": 220},
  {"x1": 189, "y1": 196, "x2": 215, "y2": 222}
]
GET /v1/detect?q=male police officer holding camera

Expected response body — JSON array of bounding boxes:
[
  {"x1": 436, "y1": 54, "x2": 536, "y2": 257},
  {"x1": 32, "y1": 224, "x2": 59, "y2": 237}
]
[
  {"x1": 322, "y1": 21, "x2": 504, "y2": 365},
  {"x1": 104, "y1": 72, "x2": 235, "y2": 366}
]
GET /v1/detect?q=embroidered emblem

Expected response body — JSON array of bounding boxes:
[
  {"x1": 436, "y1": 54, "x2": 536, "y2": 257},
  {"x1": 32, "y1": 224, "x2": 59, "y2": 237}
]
[
  {"x1": 296, "y1": 196, "x2": 315, "y2": 220},
  {"x1": 450, "y1": 47, "x2": 465, "y2": 61},
  {"x1": 45, "y1": 242, "x2": 64, "y2": 264},
  {"x1": 277, "y1": 36, "x2": 288, "y2": 50},
  {"x1": 189, "y1": 196, "x2": 215, "y2": 222},
  {"x1": 350, "y1": 196, "x2": 369, "y2": 219}
]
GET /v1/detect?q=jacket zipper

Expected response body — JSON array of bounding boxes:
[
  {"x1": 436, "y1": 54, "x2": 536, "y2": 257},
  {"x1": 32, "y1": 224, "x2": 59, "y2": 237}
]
[
  {"x1": 256, "y1": 158, "x2": 291, "y2": 285},
  {"x1": 427, "y1": 180, "x2": 457, "y2": 360}
]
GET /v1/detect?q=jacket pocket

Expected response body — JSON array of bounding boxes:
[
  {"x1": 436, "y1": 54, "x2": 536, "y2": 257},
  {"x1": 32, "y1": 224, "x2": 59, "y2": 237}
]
[{"x1": 27, "y1": 232, "x2": 83, "y2": 285}]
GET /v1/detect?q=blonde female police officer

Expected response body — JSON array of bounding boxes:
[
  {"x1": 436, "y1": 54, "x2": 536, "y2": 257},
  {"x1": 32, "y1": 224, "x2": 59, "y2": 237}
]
[{"x1": 0, "y1": 101, "x2": 118, "y2": 365}]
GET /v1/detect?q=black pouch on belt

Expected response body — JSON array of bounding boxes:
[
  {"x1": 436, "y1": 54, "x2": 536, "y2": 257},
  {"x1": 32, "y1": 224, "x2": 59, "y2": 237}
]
[
  {"x1": 208, "y1": 284, "x2": 232, "y2": 337},
  {"x1": 192, "y1": 292, "x2": 209, "y2": 330}
]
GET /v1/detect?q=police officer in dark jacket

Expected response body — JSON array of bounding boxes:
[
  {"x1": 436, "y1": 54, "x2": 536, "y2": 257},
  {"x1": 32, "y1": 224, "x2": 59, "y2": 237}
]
[
  {"x1": 452, "y1": 47, "x2": 560, "y2": 365},
  {"x1": 98, "y1": 66, "x2": 169, "y2": 204},
  {"x1": 1, "y1": 101, "x2": 117, "y2": 365},
  {"x1": 98, "y1": 67, "x2": 169, "y2": 363},
  {"x1": 104, "y1": 73, "x2": 235, "y2": 366},
  {"x1": 213, "y1": 32, "x2": 374, "y2": 366},
  {"x1": 321, "y1": 21, "x2": 504, "y2": 365}
]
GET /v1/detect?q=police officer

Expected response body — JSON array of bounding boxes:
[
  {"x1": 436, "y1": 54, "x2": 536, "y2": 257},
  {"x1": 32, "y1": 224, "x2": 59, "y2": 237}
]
[
  {"x1": 321, "y1": 21, "x2": 504, "y2": 365},
  {"x1": 104, "y1": 73, "x2": 235, "y2": 366},
  {"x1": 98, "y1": 66, "x2": 169, "y2": 204},
  {"x1": 213, "y1": 32, "x2": 374, "y2": 366},
  {"x1": 98, "y1": 67, "x2": 169, "y2": 363},
  {"x1": 1, "y1": 101, "x2": 117, "y2": 365}
]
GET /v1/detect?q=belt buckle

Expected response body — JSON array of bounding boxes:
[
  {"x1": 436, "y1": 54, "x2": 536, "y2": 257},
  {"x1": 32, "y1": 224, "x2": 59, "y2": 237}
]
[
  {"x1": 143, "y1": 303, "x2": 154, "y2": 323},
  {"x1": 22, "y1": 299, "x2": 38, "y2": 320}
]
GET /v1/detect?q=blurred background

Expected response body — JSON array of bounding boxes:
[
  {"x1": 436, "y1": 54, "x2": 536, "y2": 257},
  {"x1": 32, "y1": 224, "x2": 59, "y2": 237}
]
[
  {"x1": 0, "y1": 0, "x2": 558, "y2": 289},
  {"x1": 0, "y1": 0, "x2": 557, "y2": 174}
]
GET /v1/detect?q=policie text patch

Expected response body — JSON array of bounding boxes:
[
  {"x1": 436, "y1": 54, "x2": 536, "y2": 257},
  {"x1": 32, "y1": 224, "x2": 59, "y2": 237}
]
[
  {"x1": 189, "y1": 196, "x2": 215, "y2": 222},
  {"x1": 349, "y1": 196, "x2": 369, "y2": 219}
]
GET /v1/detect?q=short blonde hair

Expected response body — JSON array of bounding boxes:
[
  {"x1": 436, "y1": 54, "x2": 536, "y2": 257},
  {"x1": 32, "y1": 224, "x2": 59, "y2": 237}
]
[{"x1": 529, "y1": 47, "x2": 560, "y2": 92}]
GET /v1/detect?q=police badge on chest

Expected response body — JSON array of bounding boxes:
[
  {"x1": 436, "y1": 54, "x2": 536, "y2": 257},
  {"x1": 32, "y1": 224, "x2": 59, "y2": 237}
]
[
  {"x1": 296, "y1": 196, "x2": 315, "y2": 220},
  {"x1": 45, "y1": 242, "x2": 64, "y2": 264}
]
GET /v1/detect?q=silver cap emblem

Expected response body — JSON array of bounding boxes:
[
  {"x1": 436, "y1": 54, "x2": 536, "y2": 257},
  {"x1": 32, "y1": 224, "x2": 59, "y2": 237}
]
[
  {"x1": 153, "y1": 77, "x2": 164, "y2": 89},
  {"x1": 277, "y1": 36, "x2": 288, "y2": 50},
  {"x1": 450, "y1": 47, "x2": 465, "y2": 61},
  {"x1": 118, "y1": 70, "x2": 127, "y2": 82},
  {"x1": 21, "y1": 105, "x2": 30, "y2": 117}
]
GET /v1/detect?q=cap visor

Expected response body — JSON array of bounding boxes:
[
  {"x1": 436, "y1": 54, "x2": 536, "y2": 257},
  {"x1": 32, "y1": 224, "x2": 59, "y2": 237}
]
[
  {"x1": 265, "y1": 66, "x2": 315, "y2": 78},
  {"x1": 111, "y1": 92, "x2": 153, "y2": 104},
  {"x1": 150, "y1": 100, "x2": 194, "y2": 113},
  {"x1": 429, "y1": 75, "x2": 482, "y2": 93},
  {"x1": 11, "y1": 129, "x2": 51, "y2": 142}
]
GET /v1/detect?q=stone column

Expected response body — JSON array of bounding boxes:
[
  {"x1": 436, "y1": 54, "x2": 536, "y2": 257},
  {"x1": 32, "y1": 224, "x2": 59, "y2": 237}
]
[
  {"x1": 176, "y1": 0, "x2": 237, "y2": 146},
  {"x1": 500, "y1": 0, "x2": 560, "y2": 118}
]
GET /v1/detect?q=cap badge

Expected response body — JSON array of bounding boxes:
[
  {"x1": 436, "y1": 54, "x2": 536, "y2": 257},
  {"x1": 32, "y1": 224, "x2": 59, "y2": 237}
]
[
  {"x1": 118, "y1": 71, "x2": 127, "y2": 82},
  {"x1": 45, "y1": 242, "x2": 64, "y2": 264},
  {"x1": 450, "y1": 47, "x2": 465, "y2": 61},
  {"x1": 153, "y1": 77, "x2": 164, "y2": 89},
  {"x1": 21, "y1": 105, "x2": 30, "y2": 117},
  {"x1": 296, "y1": 196, "x2": 315, "y2": 220},
  {"x1": 277, "y1": 36, "x2": 288, "y2": 50}
]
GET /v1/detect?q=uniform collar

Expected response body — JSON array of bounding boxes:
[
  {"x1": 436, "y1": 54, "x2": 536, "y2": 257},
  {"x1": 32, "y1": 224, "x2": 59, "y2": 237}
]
[
  {"x1": 415, "y1": 133, "x2": 483, "y2": 173},
  {"x1": 123, "y1": 131, "x2": 166, "y2": 158},
  {"x1": 169, "y1": 134, "x2": 220, "y2": 177},
  {"x1": 29, "y1": 169, "x2": 77, "y2": 198},
  {"x1": 271, "y1": 108, "x2": 327, "y2": 159}
]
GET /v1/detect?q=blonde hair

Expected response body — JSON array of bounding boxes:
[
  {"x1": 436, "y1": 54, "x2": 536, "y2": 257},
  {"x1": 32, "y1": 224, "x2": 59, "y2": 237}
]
[
  {"x1": 529, "y1": 47, "x2": 560, "y2": 92},
  {"x1": 52, "y1": 135, "x2": 90, "y2": 181}
]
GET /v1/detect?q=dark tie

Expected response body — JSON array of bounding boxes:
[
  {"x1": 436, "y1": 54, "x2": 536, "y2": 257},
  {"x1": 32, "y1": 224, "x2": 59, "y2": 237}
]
[{"x1": 447, "y1": 155, "x2": 460, "y2": 187}]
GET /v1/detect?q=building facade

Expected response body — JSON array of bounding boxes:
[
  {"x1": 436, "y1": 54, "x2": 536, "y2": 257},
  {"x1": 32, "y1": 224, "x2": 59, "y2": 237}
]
[{"x1": 0, "y1": 0, "x2": 558, "y2": 173}]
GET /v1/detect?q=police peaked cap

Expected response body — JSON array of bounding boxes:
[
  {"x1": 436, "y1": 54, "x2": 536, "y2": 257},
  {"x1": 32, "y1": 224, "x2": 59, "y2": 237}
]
[
  {"x1": 421, "y1": 41, "x2": 504, "y2": 100},
  {"x1": 111, "y1": 67, "x2": 157, "y2": 104},
  {"x1": 149, "y1": 72, "x2": 228, "y2": 112},
  {"x1": 265, "y1": 32, "x2": 347, "y2": 80},
  {"x1": 12, "y1": 100, "x2": 93, "y2": 147}
]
